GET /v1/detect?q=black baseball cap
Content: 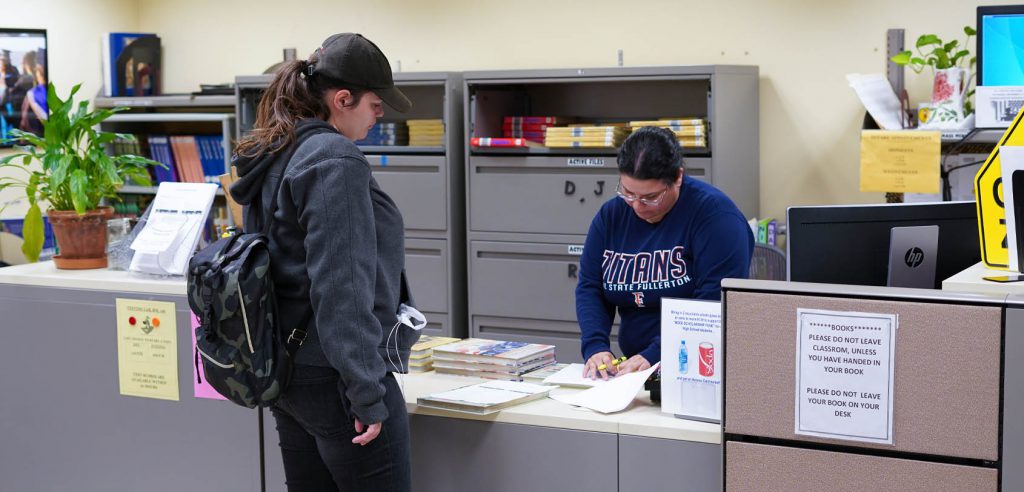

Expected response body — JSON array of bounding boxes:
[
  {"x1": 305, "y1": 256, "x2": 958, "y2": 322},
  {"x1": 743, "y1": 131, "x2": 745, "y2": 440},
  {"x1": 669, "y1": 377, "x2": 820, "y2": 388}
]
[{"x1": 309, "y1": 33, "x2": 411, "y2": 113}]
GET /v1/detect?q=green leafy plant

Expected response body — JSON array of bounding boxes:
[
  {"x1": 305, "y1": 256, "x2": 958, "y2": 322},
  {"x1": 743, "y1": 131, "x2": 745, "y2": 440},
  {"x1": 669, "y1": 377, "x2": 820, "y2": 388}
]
[
  {"x1": 891, "y1": 26, "x2": 977, "y2": 73},
  {"x1": 0, "y1": 82, "x2": 162, "y2": 261}
]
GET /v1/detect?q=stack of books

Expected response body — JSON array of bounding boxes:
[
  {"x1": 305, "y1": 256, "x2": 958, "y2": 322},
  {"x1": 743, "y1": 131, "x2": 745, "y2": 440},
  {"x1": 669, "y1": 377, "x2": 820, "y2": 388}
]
[
  {"x1": 407, "y1": 119, "x2": 444, "y2": 146},
  {"x1": 417, "y1": 380, "x2": 555, "y2": 415},
  {"x1": 544, "y1": 124, "x2": 630, "y2": 148},
  {"x1": 503, "y1": 116, "x2": 570, "y2": 145},
  {"x1": 356, "y1": 122, "x2": 408, "y2": 146},
  {"x1": 521, "y1": 362, "x2": 569, "y2": 384},
  {"x1": 407, "y1": 335, "x2": 460, "y2": 373},
  {"x1": 628, "y1": 118, "x2": 708, "y2": 148},
  {"x1": 432, "y1": 338, "x2": 556, "y2": 381}
]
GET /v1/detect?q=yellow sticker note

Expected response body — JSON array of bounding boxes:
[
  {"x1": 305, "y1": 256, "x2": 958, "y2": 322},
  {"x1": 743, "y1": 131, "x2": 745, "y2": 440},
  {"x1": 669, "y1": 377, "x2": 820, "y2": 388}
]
[
  {"x1": 116, "y1": 298, "x2": 179, "y2": 401},
  {"x1": 859, "y1": 130, "x2": 941, "y2": 193}
]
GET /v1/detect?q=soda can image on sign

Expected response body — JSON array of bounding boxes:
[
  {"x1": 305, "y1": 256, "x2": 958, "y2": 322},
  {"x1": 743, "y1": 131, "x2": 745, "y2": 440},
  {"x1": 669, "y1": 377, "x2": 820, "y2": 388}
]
[{"x1": 698, "y1": 342, "x2": 715, "y2": 377}]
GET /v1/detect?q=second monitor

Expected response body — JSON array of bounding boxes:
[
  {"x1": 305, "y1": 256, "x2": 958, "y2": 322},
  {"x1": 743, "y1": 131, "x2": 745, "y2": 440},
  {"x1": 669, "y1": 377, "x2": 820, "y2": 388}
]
[{"x1": 787, "y1": 201, "x2": 981, "y2": 289}]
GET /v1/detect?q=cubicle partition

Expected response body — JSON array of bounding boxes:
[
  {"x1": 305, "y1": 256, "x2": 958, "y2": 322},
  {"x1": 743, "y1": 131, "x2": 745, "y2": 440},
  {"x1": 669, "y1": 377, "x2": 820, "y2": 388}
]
[{"x1": 721, "y1": 279, "x2": 1016, "y2": 491}]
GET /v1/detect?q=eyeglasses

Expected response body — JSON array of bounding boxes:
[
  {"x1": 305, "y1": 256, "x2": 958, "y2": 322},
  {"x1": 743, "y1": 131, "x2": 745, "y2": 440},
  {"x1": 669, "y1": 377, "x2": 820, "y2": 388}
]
[{"x1": 615, "y1": 181, "x2": 672, "y2": 206}]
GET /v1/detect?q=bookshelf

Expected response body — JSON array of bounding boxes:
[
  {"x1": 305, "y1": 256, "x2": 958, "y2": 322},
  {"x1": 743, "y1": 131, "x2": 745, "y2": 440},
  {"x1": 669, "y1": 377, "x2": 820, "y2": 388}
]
[
  {"x1": 463, "y1": 65, "x2": 760, "y2": 361},
  {"x1": 94, "y1": 95, "x2": 237, "y2": 230},
  {"x1": 235, "y1": 73, "x2": 467, "y2": 339}
]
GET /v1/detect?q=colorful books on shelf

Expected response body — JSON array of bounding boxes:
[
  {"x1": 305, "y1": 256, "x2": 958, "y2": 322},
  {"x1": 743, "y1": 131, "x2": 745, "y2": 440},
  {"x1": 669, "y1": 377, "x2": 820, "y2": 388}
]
[
  {"x1": 432, "y1": 338, "x2": 556, "y2": 381},
  {"x1": 356, "y1": 122, "x2": 409, "y2": 146},
  {"x1": 144, "y1": 135, "x2": 225, "y2": 185},
  {"x1": 502, "y1": 116, "x2": 573, "y2": 144},
  {"x1": 416, "y1": 380, "x2": 555, "y2": 415},
  {"x1": 470, "y1": 137, "x2": 543, "y2": 148},
  {"x1": 407, "y1": 335, "x2": 460, "y2": 373},
  {"x1": 407, "y1": 119, "x2": 444, "y2": 147},
  {"x1": 544, "y1": 125, "x2": 630, "y2": 148},
  {"x1": 628, "y1": 117, "x2": 708, "y2": 149}
]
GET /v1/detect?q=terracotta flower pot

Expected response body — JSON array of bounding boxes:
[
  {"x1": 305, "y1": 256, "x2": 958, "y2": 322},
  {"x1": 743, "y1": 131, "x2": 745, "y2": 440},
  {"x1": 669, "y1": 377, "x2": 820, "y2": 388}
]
[{"x1": 48, "y1": 207, "x2": 114, "y2": 270}]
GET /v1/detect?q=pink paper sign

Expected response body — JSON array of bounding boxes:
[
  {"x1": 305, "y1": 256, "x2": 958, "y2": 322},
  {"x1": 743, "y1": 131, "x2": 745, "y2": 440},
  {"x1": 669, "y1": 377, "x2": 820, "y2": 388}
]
[{"x1": 191, "y1": 313, "x2": 227, "y2": 401}]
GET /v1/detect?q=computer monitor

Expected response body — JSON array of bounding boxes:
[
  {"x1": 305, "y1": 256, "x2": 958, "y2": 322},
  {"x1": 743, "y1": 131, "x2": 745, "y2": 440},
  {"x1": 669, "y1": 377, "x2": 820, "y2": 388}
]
[
  {"x1": 787, "y1": 201, "x2": 980, "y2": 289},
  {"x1": 0, "y1": 28, "x2": 47, "y2": 146},
  {"x1": 977, "y1": 5, "x2": 1024, "y2": 86}
]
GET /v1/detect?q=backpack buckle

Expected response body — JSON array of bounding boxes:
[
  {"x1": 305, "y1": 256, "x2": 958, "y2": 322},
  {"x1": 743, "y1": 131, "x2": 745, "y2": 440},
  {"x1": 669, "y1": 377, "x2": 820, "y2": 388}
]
[{"x1": 288, "y1": 328, "x2": 307, "y2": 346}]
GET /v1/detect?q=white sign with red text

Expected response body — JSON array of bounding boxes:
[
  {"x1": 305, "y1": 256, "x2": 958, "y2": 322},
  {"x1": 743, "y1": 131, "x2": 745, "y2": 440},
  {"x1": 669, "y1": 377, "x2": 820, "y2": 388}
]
[{"x1": 660, "y1": 298, "x2": 721, "y2": 422}]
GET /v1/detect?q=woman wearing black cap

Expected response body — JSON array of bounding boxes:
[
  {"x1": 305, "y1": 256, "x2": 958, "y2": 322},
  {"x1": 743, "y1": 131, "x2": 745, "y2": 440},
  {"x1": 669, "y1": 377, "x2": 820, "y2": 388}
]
[{"x1": 231, "y1": 33, "x2": 415, "y2": 491}]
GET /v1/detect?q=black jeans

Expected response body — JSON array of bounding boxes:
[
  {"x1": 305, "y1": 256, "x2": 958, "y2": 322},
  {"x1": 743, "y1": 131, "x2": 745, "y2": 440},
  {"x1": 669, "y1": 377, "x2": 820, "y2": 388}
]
[{"x1": 270, "y1": 365, "x2": 411, "y2": 492}]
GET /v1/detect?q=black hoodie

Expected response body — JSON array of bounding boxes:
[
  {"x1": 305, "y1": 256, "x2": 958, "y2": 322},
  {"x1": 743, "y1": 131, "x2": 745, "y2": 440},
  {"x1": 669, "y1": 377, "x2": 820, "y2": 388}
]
[{"x1": 231, "y1": 119, "x2": 408, "y2": 424}]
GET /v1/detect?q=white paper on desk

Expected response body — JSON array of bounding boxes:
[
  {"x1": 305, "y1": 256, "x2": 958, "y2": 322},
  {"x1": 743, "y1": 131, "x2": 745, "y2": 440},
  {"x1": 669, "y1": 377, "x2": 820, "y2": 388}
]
[
  {"x1": 550, "y1": 362, "x2": 660, "y2": 414},
  {"x1": 847, "y1": 73, "x2": 903, "y2": 130},
  {"x1": 429, "y1": 381, "x2": 554, "y2": 405},
  {"x1": 542, "y1": 363, "x2": 613, "y2": 388},
  {"x1": 130, "y1": 182, "x2": 217, "y2": 276}
]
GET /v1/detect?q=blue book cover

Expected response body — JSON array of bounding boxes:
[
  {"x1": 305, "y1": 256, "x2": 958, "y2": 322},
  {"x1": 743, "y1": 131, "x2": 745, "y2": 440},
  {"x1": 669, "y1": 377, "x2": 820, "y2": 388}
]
[{"x1": 147, "y1": 135, "x2": 177, "y2": 183}]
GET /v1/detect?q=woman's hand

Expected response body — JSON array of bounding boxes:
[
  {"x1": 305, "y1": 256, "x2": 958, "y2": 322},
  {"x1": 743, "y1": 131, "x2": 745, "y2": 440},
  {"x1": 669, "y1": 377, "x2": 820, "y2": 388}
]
[
  {"x1": 614, "y1": 354, "x2": 651, "y2": 376},
  {"x1": 583, "y1": 351, "x2": 617, "y2": 380},
  {"x1": 352, "y1": 418, "x2": 382, "y2": 446}
]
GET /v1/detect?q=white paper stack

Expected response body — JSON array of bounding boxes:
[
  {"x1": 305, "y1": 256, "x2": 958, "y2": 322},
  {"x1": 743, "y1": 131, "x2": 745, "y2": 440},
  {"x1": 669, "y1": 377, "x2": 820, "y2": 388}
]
[{"x1": 129, "y1": 182, "x2": 218, "y2": 276}]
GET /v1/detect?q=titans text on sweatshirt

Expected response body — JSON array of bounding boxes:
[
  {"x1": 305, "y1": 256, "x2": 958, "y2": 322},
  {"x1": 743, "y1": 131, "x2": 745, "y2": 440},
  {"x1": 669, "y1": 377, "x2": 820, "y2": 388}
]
[
  {"x1": 231, "y1": 119, "x2": 405, "y2": 424},
  {"x1": 575, "y1": 177, "x2": 753, "y2": 365}
]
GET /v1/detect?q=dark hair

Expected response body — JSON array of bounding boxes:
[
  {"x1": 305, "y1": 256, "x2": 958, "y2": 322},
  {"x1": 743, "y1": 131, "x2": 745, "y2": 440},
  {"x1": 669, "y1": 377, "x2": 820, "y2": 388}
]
[
  {"x1": 616, "y1": 126, "x2": 684, "y2": 184},
  {"x1": 235, "y1": 53, "x2": 367, "y2": 158}
]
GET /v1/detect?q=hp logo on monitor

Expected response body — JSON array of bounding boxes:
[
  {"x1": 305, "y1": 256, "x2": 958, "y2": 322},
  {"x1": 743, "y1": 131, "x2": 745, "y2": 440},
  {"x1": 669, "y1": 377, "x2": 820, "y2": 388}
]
[{"x1": 904, "y1": 247, "x2": 925, "y2": 268}]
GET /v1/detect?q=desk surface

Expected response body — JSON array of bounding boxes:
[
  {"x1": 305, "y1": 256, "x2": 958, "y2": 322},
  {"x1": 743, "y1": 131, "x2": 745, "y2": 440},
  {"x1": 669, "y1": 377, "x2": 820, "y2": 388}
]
[
  {"x1": 0, "y1": 260, "x2": 185, "y2": 295},
  {"x1": 0, "y1": 262, "x2": 720, "y2": 445},
  {"x1": 942, "y1": 261, "x2": 1024, "y2": 297},
  {"x1": 400, "y1": 371, "x2": 721, "y2": 444}
]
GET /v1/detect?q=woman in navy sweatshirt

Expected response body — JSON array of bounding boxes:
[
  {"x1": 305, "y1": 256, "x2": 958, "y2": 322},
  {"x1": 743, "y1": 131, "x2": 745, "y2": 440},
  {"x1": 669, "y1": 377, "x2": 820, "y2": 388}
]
[{"x1": 576, "y1": 126, "x2": 753, "y2": 379}]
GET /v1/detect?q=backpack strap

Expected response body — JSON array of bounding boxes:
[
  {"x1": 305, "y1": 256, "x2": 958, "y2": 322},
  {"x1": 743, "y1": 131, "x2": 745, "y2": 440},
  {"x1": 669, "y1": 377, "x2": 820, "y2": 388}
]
[{"x1": 257, "y1": 126, "x2": 334, "y2": 352}]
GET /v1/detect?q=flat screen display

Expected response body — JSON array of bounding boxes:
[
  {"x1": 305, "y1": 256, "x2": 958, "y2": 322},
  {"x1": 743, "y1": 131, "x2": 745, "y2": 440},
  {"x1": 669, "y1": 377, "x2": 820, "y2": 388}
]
[
  {"x1": 979, "y1": 8, "x2": 1024, "y2": 86},
  {"x1": 0, "y1": 28, "x2": 47, "y2": 146}
]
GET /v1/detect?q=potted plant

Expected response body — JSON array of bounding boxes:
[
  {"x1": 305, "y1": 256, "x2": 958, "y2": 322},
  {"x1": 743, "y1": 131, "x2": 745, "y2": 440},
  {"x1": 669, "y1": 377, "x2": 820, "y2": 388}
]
[
  {"x1": 891, "y1": 26, "x2": 977, "y2": 129},
  {"x1": 0, "y1": 82, "x2": 161, "y2": 268}
]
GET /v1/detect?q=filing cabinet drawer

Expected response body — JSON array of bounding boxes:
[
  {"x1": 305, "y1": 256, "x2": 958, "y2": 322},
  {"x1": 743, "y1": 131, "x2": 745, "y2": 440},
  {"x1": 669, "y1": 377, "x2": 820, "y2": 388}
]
[
  {"x1": 405, "y1": 238, "x2": 448, "y2": 314},
  {"x1": 470, "y1": 240, "x2": 583, "y2": 322},
  {"x1": 469, "y1": 155, "x2": 619, "y2": 235},
  {"x1": 367, "y1": 154, "x2": 447, "y2": 232}
]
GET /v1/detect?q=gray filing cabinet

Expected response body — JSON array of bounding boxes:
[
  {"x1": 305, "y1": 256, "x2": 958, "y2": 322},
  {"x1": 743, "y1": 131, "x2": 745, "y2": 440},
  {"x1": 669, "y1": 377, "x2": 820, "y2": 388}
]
[
  {"x1": 464, "y1": 66, "x2": 759, "y2": 361},
  {"x1": 236, "y1": 72, "x2": 467, "y2": 338}
]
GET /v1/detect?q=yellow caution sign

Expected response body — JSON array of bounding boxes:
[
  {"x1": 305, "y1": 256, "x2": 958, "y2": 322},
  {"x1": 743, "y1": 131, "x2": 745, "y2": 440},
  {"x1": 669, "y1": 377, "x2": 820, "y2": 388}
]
[{"x1": 975, "y1": 108, "x2": 1024, "y2": 269}]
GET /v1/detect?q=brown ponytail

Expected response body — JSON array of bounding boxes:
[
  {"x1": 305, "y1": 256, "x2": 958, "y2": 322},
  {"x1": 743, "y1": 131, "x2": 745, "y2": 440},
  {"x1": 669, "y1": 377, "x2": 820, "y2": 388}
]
[{"x1": 235, "y1": 58, "x2": 330, "y2": 158}]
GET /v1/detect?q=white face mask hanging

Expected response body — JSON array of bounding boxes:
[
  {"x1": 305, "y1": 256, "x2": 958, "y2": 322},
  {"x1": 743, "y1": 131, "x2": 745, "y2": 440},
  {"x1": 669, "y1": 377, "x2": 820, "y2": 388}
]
[
  {"x1": 397, "y1": 303, "x2": 427, "y2": 331},
  {"x1": 387, "y1": 303, "x2": 427, "y2": 376}
]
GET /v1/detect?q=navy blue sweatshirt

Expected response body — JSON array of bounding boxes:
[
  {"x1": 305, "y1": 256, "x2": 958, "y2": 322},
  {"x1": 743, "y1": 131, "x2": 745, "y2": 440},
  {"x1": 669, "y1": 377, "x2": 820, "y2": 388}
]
[{"x1": 576, "y1": 177, "x2": 753, "y2": 364}]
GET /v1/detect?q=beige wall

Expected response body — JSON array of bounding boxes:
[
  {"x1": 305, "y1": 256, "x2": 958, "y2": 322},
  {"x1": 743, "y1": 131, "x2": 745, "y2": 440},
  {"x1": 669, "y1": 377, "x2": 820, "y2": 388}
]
[{"x1": 6, "y1": 0, "x2": 1018, "y2": 224}]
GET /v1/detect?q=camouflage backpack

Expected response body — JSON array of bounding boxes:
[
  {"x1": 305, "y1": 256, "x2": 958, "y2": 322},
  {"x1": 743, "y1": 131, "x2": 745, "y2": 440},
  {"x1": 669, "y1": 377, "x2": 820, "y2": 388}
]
[{"x1": 186, "y1": 130, "x2": 325, "y2": 408}]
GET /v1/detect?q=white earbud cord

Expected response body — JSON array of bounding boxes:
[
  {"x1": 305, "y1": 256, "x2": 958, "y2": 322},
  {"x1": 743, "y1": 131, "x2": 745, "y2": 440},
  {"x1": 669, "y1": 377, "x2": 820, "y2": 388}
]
[{"x1": 386, "y1": 320, "x2": 405, "y2": 396}]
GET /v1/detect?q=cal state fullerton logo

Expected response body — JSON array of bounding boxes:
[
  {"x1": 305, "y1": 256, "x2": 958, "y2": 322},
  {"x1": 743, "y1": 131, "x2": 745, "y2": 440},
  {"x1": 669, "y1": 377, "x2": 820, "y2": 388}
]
[{"x1": 633, "y1": 292, "x2": 645, "y2": 307}]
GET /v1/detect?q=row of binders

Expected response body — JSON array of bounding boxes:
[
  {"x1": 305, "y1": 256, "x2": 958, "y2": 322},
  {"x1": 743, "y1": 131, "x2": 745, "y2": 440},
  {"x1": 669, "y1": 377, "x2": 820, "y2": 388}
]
[
  {"x1": 112, "y1": 134, "x2": 227, "y2": 186},
  {"x1": 473, "y1": 116, "x2": 708, "y2": 149}
]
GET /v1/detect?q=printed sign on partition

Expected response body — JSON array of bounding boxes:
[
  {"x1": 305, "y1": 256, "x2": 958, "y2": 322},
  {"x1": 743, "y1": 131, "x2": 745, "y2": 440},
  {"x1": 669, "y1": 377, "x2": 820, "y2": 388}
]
[
  {"x1": 116, "y1": 298, "x2": 179, "y2": 401},
  {"x1": 795, "y1": 309, "x2": 896, "y2": 445}
]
